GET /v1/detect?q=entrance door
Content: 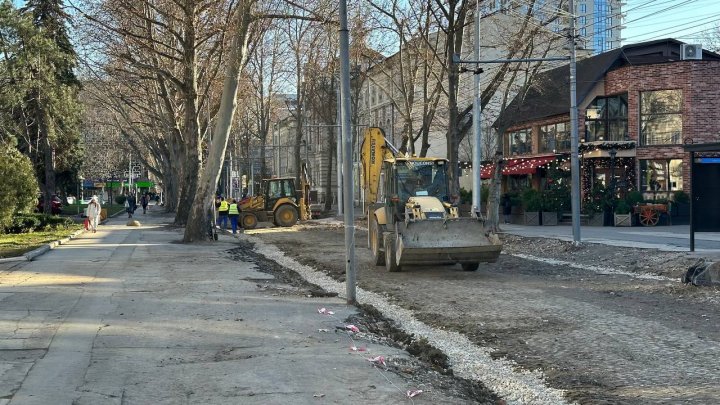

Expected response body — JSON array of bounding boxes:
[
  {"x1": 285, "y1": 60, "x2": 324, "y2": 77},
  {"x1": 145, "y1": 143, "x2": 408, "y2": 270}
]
[{"x1": 692, "y1": 159, "x2": 720, "y2": 232}]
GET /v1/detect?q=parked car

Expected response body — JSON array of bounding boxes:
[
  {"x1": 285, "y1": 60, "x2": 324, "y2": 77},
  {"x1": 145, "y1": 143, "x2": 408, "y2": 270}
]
[{"x1": 36, "y1": 195, "x2": 63, "y2": 215}]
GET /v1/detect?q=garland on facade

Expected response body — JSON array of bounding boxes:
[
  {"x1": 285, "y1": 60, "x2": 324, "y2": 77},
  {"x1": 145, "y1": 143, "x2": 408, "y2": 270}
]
[{"x1": 579, "y1": 141, "x2": 636, "y2": 154}]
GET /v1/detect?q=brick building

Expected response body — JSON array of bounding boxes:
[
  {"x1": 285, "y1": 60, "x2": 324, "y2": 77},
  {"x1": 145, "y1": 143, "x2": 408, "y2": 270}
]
[{"x1": 493, "y1": 39, "x2": 720, "y2": 201}]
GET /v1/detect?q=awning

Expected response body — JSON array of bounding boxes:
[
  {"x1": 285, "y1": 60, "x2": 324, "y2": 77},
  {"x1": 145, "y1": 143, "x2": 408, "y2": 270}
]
[{"x1": 481, "y1": 155, "x2": 557, "y2": 179}]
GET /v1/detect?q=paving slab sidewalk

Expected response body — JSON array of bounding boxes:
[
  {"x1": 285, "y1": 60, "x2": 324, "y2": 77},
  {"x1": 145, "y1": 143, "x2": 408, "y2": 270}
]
[{"x1": 0, "y1": 207, "x2": 460, "y2": 404}]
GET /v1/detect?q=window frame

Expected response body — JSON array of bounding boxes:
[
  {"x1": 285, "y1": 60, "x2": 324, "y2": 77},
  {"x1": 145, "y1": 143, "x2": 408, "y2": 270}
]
[
  {"x1": 506, "y1": 128, "x2": 532, "y2": 156},
  {"x1": 639, "y1": 89, "x2": 683, "y2": 146},
  {"x1": 584, "y1": 93, "x2": 628, "y2": 142},
  {"x1": 540, "y1": 122, "x2": 570, "y2": 153},
  {"x1": 639, "y1": 159, "x2": 684, "y2": 192}
]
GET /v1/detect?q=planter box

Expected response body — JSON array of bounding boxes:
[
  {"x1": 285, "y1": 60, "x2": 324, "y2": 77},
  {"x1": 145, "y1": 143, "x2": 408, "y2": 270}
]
[
  {"x1": 586, "y1": 214, "x2": 604, "y2": 226},
  {"x1": 614, "y1": 213, "x2": 632, "y2": 227},
  {"x1": 524, "y1": 211, "x2": 541, "y2": 226},
  {"x1": 542, "y1": 211, "x2": 558, "y2": 226}
]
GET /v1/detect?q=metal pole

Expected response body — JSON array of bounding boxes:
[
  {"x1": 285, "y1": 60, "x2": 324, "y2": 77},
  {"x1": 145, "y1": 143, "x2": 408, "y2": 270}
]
[
  {"x1": 690, "y1": 151, "x2": 695, "y2": 252},
  {"x1": 471, "y1": 1, "x2": 482, "y2": 218},
  {"x1": 339, "y1": 0, "x2": 356, "y2": 304},
  {"x1": 129, "y1": 156, "x2": 133, "y2": 192},
  {"x1": 336, "y1": 80, "x2": 343, "y2": 216},
  {"x1": 569, "y1": 0, "x2": 581, "y2": 245}
]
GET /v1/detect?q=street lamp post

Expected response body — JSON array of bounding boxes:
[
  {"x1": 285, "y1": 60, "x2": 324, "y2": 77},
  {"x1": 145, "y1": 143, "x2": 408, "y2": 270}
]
[{"x1": 77, "y1": 176, "x2": 84, "y2": 215}]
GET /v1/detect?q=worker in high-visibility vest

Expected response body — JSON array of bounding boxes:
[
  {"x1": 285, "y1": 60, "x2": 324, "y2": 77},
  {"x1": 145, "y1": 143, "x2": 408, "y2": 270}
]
[
  {"x1": 228, "y1": 199, "x2": 240, "y2": 234},
  {"x1": 218, "y1": 197, "x2": 230, "y2": 229}
]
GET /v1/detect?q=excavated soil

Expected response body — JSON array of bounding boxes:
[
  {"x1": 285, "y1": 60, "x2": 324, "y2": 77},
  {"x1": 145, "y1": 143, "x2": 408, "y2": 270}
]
[{"x1": 240, "y1": 222, "x2": 720, "y2": 404}]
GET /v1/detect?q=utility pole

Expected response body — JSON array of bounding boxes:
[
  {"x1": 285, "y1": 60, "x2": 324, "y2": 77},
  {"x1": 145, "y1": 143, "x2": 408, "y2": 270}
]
[
  {"x1": 336, "y1": 81, "x2": 343, "y2": 216},
  {"x1": 339, "y1": 0, "x2": 356, "y2": 304},
  {"x1": 471, "y1": 1, "x2": 482, "y2": 218},
  {"x1": 569, "y1": 0, "x2": 581, "y2": 245}
]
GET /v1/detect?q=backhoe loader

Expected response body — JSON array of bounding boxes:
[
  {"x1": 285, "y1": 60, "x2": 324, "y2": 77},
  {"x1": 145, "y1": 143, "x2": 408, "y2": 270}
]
[
  {"x1": 362, "y1": 127, "x2": 502, "y2": 272},
  {"x1": 238, "y1": 163, "x2": 312, "y2": 229}
]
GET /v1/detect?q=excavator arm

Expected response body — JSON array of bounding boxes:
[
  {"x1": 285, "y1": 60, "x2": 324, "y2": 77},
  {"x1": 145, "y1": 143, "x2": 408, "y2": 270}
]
[{"x1": 360, "y1": 127, "x2": 399, "y2": 205}]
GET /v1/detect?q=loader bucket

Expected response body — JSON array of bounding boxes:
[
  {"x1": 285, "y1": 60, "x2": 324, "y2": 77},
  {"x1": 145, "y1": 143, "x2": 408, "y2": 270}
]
[{"x1": 396, "y1": 218, "x2": 502, "y2": 265}]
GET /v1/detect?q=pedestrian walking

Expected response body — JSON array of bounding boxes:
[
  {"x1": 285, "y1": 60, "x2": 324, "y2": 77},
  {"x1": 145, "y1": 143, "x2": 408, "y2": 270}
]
[
  {"x1": 126, "y1": 193, "x2": 137, "y2": 218},
  {"x1": 228, "y1": 198, "x2": 240, "y2": 234},
  {"x1": 217, "y1": 197, "x2": 229, "y2": 229},
  {"x1": 86, "y1": 195, "x2": 102, "y2": 233},
  {"x1": 140, "y1": 194, "x2": 149, "y2": 214},
  {"x1": 502, "y1": 193, "x2": 513, "y2": 224}
]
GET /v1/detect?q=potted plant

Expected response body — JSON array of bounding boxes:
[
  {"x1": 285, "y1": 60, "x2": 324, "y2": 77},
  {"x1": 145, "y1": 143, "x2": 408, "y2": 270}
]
[
  {"x1": 521, "y1": 188, "x2": 542, "y2": 225},
  {"x1": 582, "y1": 195, "x2": 604, "y2": 226},
  {"x1": 614, "y1": 199, "x2": 632, "y2": 226},
  {"x1": 671, "y1": 190, "x2": 690, "y2": 224},
  {"x1": 541, "y1": 189, "x2": 559, "y2": 226}
]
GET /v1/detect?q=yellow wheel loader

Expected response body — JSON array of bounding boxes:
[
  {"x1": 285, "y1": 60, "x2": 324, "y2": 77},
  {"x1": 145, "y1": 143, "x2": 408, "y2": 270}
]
[
  {"x1": 238, "y1": 164, "x2": 312, "y2": 229},
  {"x1": 362, "y1": 127, "x2": 502, "y2": 272}
]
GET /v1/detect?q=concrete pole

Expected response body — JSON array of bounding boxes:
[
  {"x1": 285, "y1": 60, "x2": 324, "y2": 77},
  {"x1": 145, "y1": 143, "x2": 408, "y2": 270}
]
[
  {"x1": 339, "y1": 0, "x2": 356, "y2": 304},
  {"x1": 471, "y1": 2, "x2": 482, "y2": 218},
  {"x1": 569, "y1": 0, "x2": 581, "y2": 245},
  {"x1": 336, "y1": 81, "x2": 343, "y2": 216}
]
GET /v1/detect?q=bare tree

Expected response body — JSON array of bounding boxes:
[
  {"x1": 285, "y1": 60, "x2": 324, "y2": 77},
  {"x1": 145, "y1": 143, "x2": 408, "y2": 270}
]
[{"x1": 367, "y1": 0, "x2": 445, "y2": 156}]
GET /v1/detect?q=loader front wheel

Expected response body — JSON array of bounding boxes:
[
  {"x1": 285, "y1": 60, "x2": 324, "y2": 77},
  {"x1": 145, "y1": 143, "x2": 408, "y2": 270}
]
[
  {"x1": 275, "y1": 204, "x2": 299, "y2": 227},
  {"x1": 384, "y1": 235, "x2": 401, "y2": 272},
  {"x1": 461, "y1": 262, "x2": 479, "y2": 272},
  {"x1": 241, "y1": 213, "x2": 258, "y2": 229},
  {"x1": 369, "y1": 217, "x2": 385, "y2": 266}
]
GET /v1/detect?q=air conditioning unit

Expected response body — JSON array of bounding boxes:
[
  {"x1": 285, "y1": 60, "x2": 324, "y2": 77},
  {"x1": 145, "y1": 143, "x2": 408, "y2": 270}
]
[{"x1": 681, "y1": 44, "x2": 702, "y2": 60}]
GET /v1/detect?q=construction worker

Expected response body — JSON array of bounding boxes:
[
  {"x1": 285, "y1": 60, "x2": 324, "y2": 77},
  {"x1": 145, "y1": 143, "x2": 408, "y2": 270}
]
[
  {"x1": 228, "y1": 198, "x2": 240, "y2": 234},
  {"x1": 218, "y1": 197, "x2": 229, "y2": 229}
]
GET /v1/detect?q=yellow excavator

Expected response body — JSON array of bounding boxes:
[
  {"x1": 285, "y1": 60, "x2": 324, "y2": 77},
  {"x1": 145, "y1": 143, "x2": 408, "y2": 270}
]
[
  {"x1": 238, "y1": 163, "x2": 312, "y2": 229},
  {"x1": 362, "y1": 127, "x2": 502, "y2": 272}
]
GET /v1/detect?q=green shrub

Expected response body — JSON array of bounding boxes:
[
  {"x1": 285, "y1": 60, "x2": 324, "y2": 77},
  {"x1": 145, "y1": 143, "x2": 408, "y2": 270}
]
[
  {"x1": 626, "y1": 190, "x2": 644, "y2": 207},
  {"x1": 3, "y1": 213, "x2": 75, "y2": 233},
  {"x1": 673, "y1": 190, "x2": 689, "y2": 204},
  {"x1": 521, "y1": 188, "x2": 543, "y2": 212},
  {"x1": 6, "y1": 214, "x2": 41, "y2": 234},
  {"x1": 115, "y1": 195, "x2": 127, "y2": 205},
  {"x1": 0, "y1": 146, "x2": 39, "y2": 230},
  {"x1": 614, "y1": 200, "x2": 631, "y2": 215}
]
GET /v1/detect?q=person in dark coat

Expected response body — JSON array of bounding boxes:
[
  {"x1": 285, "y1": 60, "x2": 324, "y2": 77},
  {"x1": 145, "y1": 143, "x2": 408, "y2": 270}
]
[
  {"x1": 126, "y1": 193, "x2": 137, "y2": 218},
  {"x1": 501, "y1": 193, "x2": 512, "y2": 224}
]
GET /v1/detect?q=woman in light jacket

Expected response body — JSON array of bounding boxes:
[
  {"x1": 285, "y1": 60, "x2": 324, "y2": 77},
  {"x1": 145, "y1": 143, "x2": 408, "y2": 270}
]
[{"x1": 86, "y1": 196, "x2": 102, "y2": 233}]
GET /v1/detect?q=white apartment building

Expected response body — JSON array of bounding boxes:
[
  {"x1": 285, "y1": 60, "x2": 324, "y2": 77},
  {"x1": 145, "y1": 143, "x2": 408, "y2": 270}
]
[{"x1": 358, "y1": 1, "x2": 621, "y2": 165}]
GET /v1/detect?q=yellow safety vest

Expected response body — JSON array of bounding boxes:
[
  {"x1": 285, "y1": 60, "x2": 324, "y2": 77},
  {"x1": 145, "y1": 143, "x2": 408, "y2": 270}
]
[
  {"x1": 219, "y1": 200, "x2": 229, "y2": 212},
  {"x1": 228, "y1": 203, "x2": 239, "y2": 215}
]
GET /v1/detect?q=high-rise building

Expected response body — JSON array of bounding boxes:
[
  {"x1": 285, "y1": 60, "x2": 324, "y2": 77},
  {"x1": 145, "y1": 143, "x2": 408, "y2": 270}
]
[
  {"x1": 483, "y1": 0, "x2": 624, "y2": 54},
  {"x1": 575, "y1": 0, "x2": 623, "y2": 53}
]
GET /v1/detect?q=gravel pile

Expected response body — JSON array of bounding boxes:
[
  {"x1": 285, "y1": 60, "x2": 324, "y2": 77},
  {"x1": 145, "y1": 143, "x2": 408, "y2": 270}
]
[{"x1": 244, "y1": 234, "x2": 571, "y2": 405}]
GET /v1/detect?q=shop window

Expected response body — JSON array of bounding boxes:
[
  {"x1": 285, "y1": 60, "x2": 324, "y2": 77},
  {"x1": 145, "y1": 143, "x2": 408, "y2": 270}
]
[
  {"x1": 640, "y1": 90, "x2": 682, "y2": 145},
  {"x1": 540, "y1": 122, "x2": 570, "y2": 153},
  {"x1": 506, "y1": 129, "x2": 532, "y2": 155},
  {"x1": 639, "y1": 159, "x2": 683, "y2": 192},
  {"x1": 584, "y1": 93, "x2": 628, "y2": 142}
]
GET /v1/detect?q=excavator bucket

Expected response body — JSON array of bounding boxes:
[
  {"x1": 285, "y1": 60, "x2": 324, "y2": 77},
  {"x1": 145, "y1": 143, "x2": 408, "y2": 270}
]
[{"x1": 396, "y1": 218, "x2": 502, "y2": 265}]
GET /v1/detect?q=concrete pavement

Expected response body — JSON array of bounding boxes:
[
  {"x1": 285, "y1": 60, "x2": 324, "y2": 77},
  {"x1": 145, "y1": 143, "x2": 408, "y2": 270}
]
[
  {"x1": 0, "y1": 209, "x2": 456, "y2": 404},
  {"x1": 499, "y1": 223, "x2": 720, "y2": 255}
]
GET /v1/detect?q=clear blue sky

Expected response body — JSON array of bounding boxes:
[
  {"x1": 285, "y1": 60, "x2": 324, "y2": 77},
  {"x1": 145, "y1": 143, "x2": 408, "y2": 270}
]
[{"x1": 622, "y1": 0, "x2": 720, "y2": 47}]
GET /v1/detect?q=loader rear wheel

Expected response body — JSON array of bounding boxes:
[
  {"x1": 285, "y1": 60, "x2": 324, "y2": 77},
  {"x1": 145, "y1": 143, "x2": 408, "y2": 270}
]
[
  {"x1": 384, "y1": 235, "x2": 401, "y2": 272},
  {"x1": 241, "y1": 213, "x2": 258, "y2": 229},
  {"x1": 369, "y1": 217, "x2": 385, "y2": 266},
  {"x1": 461, "y1": 262, "x2": 479, "y2": 272},
  {"x1": 275, "y1": 204, "x2": 298, "y2": 227}
]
